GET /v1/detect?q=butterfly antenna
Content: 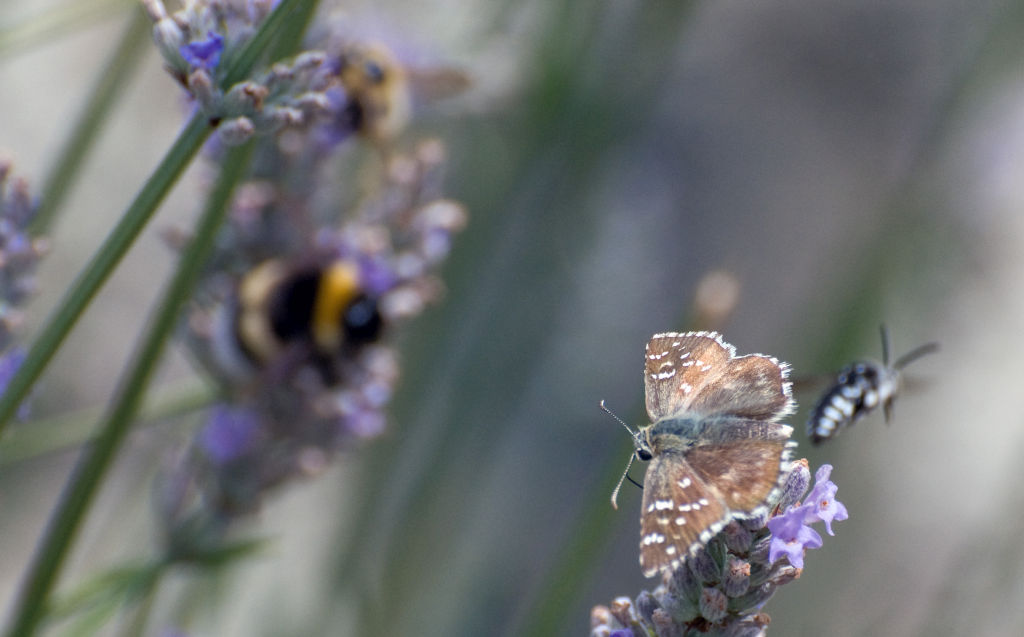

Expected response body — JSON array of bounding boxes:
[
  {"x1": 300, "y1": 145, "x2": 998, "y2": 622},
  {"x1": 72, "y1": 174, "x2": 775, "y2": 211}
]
[
  {"x1": 894, "y1": 341, "x2": 940, "y2": 370},
  {"x1": 610, "y1": 453, "x2": 636, "y2": 510},
  {"x1": 600, "y1": 399, "x2": 637, "y2": 437},
  {"x1": 600, "y1": 400, "x2": 640, "y2": 510}
]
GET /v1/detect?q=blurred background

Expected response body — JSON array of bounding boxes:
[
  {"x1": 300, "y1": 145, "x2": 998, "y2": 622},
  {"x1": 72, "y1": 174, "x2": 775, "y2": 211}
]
[{"x1": 2, "y1": 0, "x2": 1023, "y2": 635}]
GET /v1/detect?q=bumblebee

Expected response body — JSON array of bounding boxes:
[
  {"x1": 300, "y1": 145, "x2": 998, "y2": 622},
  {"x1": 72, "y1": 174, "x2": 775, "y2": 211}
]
[
  {"x1": 209, "y1": 258, "x2": 384, "y2": 382},
  {"x1": 335, "y1": 42, "x2": 470, "y2": 142},
  {"x1": 807, "y1": 326, "x2": 937, "y2": 445}
]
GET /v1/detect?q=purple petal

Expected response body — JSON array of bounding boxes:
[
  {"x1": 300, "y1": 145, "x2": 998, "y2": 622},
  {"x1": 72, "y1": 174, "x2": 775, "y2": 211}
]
[
  {"x1": 180, "y1": 33, "x2": 224, "y2": 70},
  {"x1": 200, "y1": 405, "x2": 260, "y2": 464},
  {"x1": 804, "y1": 463, "x2": 849, "y2": 534}
]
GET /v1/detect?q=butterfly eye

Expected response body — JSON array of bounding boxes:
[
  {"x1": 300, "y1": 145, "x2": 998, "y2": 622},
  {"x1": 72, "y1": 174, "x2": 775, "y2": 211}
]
[{"x1": 635, "y1": 448, "x2": 652, "y2": 462}]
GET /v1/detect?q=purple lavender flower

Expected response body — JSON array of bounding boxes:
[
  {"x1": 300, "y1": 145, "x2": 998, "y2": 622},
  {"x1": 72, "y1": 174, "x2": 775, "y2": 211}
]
[
  {"x1": 0, "y1": 347, "x2": 29, "y2": 420},
  {"x1": 803, "y1": 463, "x2": 849, "y2": 535},
  {"x1": 357, "y1": 254, "x2": 399, "y2": 296},
  {"x1": 199, "y1": 405, "x2": 260, "y2": 464},
  {"x1": 180, "y1": 33, "x2": 224, "y2": 70},
  {"x1": 766, "y1": 504, "x2": 823, "y2": 569},
  {"x1": 767, "y1": 463, "x2": 847, "y2": 568}
]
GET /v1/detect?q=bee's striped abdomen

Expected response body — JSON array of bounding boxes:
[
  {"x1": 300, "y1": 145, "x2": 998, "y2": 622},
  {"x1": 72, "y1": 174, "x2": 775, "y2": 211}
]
[
  {"x1": 807, "y1": 327, "x2": 937, "y2": 445},
  {"x1": 808, "y1": 362, "x2": 894, "y2": 444}
]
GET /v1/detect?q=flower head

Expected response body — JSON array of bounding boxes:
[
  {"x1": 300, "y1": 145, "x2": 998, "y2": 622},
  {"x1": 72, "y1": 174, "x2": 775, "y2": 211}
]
[
  {"x1": 766, "y1": 504, "x2": 823, "y2": 569},
  {"x1": 766, "y1": 463, "x2": 847, "y2": 570},
  {"x1": 199, "y1": 404, "x2": 260, "y2": 464},
  {"x1": 180, "y1": 32, "x2": 224, "y2": 70},
  {"x1": 803, "y1": 463, "x2": 849, "y2": 535}
]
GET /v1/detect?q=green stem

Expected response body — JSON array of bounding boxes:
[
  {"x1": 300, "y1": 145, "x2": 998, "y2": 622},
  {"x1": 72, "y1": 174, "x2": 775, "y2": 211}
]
[
  {"x1": 1, "y1": 141, "x2": 255, "y2": 637},
  {"x1": 30, "y1": 5, "x2": 152, "y2": 236}
]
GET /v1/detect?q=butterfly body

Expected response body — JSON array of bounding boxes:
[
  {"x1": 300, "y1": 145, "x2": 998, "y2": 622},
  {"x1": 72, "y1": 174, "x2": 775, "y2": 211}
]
[{"x1": 632, "y1": 332, "x2": 797, "y2": 577}]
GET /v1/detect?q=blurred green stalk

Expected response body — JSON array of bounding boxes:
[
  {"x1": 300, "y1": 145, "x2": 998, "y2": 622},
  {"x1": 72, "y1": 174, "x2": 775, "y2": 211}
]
[
  {"x1": 0, "y1": 0, "x2": 132, "y2": 58},
  {"x1": 30, "y1": 5, "x2": 152, "y2": 236}
]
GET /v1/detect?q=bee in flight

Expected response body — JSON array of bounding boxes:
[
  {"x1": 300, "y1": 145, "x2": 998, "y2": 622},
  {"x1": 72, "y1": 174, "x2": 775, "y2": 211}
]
[
  {"x1": 207, "y1": 257, "x2": 385, "y2": 384},
  {"x1": 807, "y1": 326, "x2": 938, "y2": 444},
  {"x1": 332, "y1": 41, "x2": 470, "y2": 143}
]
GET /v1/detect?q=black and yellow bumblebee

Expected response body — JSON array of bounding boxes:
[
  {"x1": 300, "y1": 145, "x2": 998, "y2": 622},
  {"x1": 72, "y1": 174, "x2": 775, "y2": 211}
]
[
  {"x1": 334, "y1": 42, "x2": 470, "y2": 143},
  {"x1": 209, "y1": 258, "x2": 385, "y2": 383}
]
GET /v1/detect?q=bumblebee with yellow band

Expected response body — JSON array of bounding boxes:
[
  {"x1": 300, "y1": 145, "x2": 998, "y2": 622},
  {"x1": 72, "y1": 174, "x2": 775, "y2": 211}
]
[
  {"x1": 213, "y1": 258, "x2": 384, "y2": 381},
  {"x1": 332, "y1": 41, "x2": 469, "y2": 143}
]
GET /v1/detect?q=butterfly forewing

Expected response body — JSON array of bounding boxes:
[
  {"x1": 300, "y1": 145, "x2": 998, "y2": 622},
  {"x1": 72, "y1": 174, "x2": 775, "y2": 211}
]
[
  {"x1": 644, "y1": 332, "x2": 733, "y2": 421},
  {"x1": 639, "y1": 453, "x2": 727, "y2": 577},
  {"x1": 688, "y1": 355, "x2": 793, "y2": 421},
  {"x1": 644, "y1": 332, "x2": 792, "y2": 423}
]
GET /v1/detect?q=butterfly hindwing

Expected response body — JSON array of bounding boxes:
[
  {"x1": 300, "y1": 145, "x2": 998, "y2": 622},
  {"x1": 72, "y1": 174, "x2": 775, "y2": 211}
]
[
  {"x1": 638, "y1": 452, "x2": 728, "y2": 577},
  {"x1": 683, "y1": 436, "x2": 794, "y2": 514}
]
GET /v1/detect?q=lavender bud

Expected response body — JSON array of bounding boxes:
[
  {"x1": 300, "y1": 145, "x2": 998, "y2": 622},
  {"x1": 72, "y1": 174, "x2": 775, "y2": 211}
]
[
  {"x1": 258, "y1": 106, "x2": 303, "y2": 132},
  {"x1": 266, "y1": 63, "x2": 296, "y2": 90},
  {"x1": 152, "y1": 18, "x2": 186, "y2": 67},
  {"x1": 141, "y1": 0, "x2": 168, "y2": 21},
  {"x1": 223, "y1": 81, "x2": 269, "y2": 115},
  {"x1": 187, "y1": 69, "x2": 218, "y2": 110},
  {"x1": 293, "y1": 92, "x2": 332, "y2": 117},
  {"x1": 721, "y1": 557, "x2": 751, "y2": 597},
  {"x1": 293, "y1": 51, "x2": 327, "y2": 74},
  {"x1": 666, "y1": 562, "x2": 701, "y2": 601},
  {"x1": 748, "y1": 533, "x2": 772, "y2": 564},
  {"x1": 650, "y1": 608, "x2": 682, "y2": 637},
  {"x1": 608, "y1": 597, "x2": 638, "y2": 627},
  {"x1": 721, "y1": 521, "x2": 753, "y2": 554},
  {"x1": 777, "y1": 457, "x2": 811, "y2": 511},
  {"x1": 635, "y1": 590, "x2": 660, "y2": 625},
  {"x1": 698, "y1": 587, "x2": 729, "y2": 624},
  {"x1": 687, "y1": 548, "x2": 720, "y2": 585},
  {"x1": 218, "y1": 117, "x2": 255, "y2": 146}
]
